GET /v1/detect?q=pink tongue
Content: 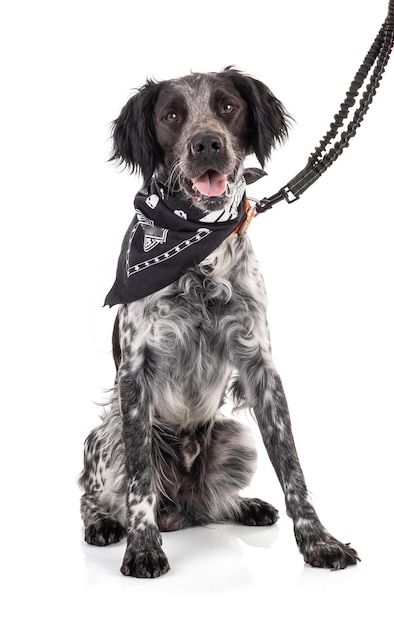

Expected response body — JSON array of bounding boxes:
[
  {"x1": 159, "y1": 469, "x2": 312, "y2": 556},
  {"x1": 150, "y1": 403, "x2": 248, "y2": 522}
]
[{"x1": 191, "y1": 171, "x2": 228, "y2": 197}]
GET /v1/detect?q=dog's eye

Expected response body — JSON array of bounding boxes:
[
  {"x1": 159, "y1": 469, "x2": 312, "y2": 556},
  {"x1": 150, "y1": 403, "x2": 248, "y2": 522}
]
[
  {"x1": 221, "y1": 103, "x2": 236, "y2": 114},
  {"x1": 165, "y1": 112, "x2": 179, "y2": 123}
]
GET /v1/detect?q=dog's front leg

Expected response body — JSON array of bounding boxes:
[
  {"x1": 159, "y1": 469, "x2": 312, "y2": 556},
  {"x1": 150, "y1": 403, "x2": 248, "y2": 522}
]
[
  {"x1": 234, "y1": 346, "x2": 359, "y2": 569},
  {"x1": 118, "y1": 360, "x2": 170, "y2": 578}
]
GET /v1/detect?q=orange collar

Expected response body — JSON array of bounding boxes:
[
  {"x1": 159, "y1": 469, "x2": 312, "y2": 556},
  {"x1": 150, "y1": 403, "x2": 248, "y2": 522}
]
[{"x1": 233, "y1": 199, "x2": 258, "y2": 235}]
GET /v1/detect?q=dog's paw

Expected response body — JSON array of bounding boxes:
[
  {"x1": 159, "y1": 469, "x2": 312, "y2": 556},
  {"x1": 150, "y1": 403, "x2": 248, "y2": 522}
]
[
  {"x1": 238, "y1": 497, "x2": 279, "y2": 526},
  {"x1": 302, "y1": 538, "x2": 360, "y2": 570},
  {"x1": 85, "y1": 516, "x2": 126, "y2": 546},
  {"x1": 120, "y1": 546, "x2": 170, "y2": 578}
]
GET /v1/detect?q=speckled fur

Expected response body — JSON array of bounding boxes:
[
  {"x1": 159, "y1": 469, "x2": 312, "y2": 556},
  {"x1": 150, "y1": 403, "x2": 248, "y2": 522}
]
[{"x1": 80, "y1": 69, "x2": 359, "y2": 577}]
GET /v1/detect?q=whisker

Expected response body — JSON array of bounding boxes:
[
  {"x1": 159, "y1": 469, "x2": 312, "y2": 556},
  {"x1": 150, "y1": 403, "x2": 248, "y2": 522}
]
[{"x1": 164, "y1": 160, "x2": 183, "y2": 194}]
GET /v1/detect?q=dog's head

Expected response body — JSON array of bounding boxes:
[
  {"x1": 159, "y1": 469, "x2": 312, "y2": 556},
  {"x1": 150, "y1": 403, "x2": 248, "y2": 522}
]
[{"x1": 110, "y1": 67, "x2": 290, "y2": 210}]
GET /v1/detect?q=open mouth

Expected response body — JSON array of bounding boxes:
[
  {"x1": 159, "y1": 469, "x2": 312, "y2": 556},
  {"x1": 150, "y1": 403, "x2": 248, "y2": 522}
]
[{"x1": 190, "y1": 170, "x2": 231, "y2": 198}]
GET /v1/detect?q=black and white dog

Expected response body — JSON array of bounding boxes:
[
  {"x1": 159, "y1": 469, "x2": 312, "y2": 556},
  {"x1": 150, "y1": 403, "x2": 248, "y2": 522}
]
[{"x1": 80, "y1": 67, "x2": 359, "y2": 577}]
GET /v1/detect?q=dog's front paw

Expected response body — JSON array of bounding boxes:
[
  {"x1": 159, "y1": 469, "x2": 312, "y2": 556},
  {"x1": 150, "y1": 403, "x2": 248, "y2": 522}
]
[
  {"x1": 302, "y1": 538, "x2": 360, "y2": 570},
  {"x1": 121, "y1": 545, "x2": 170, "y2": 578}
]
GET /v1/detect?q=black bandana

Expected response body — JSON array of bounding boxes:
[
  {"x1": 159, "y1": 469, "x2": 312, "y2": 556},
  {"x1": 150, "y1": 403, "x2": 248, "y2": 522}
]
[{"x1": 104, "y1": 169, "x2": 265, "y2": 306}]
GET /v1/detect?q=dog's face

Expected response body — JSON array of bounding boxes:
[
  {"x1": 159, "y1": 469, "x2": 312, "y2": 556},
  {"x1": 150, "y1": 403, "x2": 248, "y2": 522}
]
[
  {"x1": 111, "y1": 67, "x2": 289, "y2": 211},
  {"x1": 152, "y1": 73, "x2": 250, "y2": 210}
]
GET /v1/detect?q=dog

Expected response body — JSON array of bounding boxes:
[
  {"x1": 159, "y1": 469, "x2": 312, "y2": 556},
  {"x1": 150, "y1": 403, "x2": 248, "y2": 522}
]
[{"x1": 79, "y1": 67, "x2": 359, "y2": 577}]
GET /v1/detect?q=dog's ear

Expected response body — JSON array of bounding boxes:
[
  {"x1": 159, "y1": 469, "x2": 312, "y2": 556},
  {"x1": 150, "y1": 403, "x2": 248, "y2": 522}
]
[
  {"x1": 110, "y1": 80, "x2": 163, "y2": 183},
  {"x1": 223, "y1": 68, "x2": 290, "y2": 166}
]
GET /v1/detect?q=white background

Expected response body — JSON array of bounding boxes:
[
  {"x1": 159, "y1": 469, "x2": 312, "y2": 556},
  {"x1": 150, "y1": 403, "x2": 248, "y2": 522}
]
[{"x1": 1, "y1": 1, "x2": 393, "y2": 624}]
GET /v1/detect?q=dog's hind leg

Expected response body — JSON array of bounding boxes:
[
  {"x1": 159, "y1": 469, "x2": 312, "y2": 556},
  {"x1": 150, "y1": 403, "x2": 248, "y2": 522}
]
[
  {"x1": 81, "y1": 494, "x2": 126, "y2": 546},
  {"x1": 79, "y1": 423, "x2": 126, "y2": 546},
  {"x1": 201, "y1": 419, "x2": 279, "y2": 526},
  {"x1": 229, "y1": 497, "x2": 279, "y2": 526},
  {"x1": 169, "y1": 419, "x2": 279, "y2": 528}
]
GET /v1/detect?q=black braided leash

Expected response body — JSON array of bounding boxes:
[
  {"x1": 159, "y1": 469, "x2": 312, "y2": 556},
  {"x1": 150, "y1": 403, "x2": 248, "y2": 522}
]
[{"x1": 255, "y1": 0, "x2": 394, "y2": 215}]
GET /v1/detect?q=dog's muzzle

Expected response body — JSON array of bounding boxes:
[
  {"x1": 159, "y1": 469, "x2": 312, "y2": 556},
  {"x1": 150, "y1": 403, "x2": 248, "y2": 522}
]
[{"x1": 187, "y1": 132, "x2": 234, "y2": 200}]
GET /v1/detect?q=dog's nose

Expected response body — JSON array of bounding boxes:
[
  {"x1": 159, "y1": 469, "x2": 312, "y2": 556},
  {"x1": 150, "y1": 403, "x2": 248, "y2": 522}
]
[{"x1": 191, "y1": 133, "x2": 224, "y2": 156}]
